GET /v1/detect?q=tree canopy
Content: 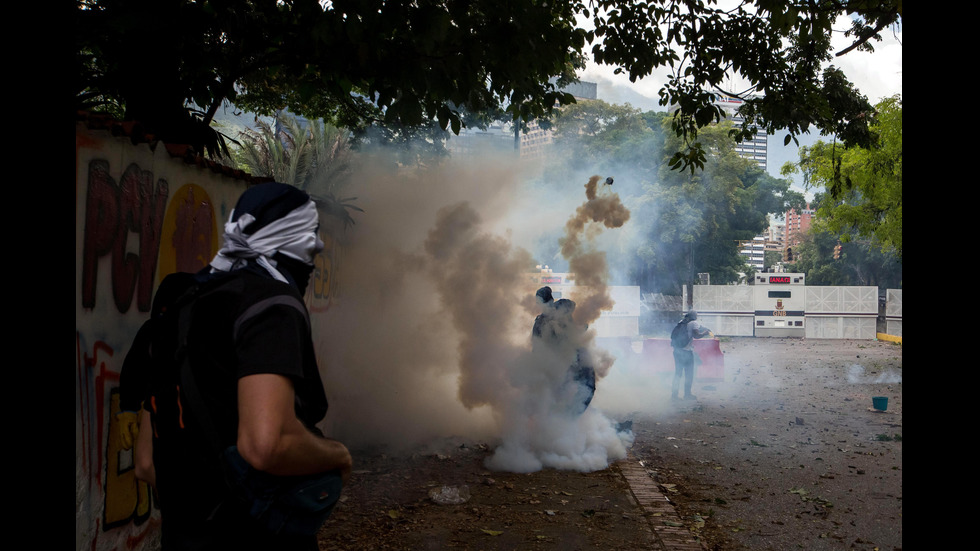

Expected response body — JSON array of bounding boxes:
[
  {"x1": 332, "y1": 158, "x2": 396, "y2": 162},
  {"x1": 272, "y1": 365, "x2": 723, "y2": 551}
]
[
  {"x1": 76, "y1": 0, "x2": 901, "y2": 165},
  {"x1": 542, "y1": 99, "x2": 804, "y2": 294},
  {"x1": 626, "y1": 119, "x2": 804, "y2": 293},
  {"x1": 784, "y1": 95, "x2": 902, "y2": 257},
  {"x1": 786, "y1": 225, "x2": 901, "y2": 288}
]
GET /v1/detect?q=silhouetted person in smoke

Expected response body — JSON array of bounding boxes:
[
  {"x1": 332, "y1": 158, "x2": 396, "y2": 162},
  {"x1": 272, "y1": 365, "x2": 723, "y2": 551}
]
[
  {"x1": 670, "y1": 310, "x2": 713, "y2": 401},
  {"x1": 555, "y1": 299, "x2": 596, "y2": 415},
  {"x1": 531, "y1": 286, "x2": 556, "y2": 341},
  {"x1": 530, "y1": 288, "x2": 596, "y2": 414}
]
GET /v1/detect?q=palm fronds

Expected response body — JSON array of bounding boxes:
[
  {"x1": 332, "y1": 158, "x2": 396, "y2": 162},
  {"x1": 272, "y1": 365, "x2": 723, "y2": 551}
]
[{"x1": 235, "y1": 112, "x2": 361, "y2": 229}]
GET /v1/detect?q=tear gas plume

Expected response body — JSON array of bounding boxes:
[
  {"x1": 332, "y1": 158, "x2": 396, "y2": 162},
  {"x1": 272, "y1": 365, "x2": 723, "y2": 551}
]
[
  {"x1": 560, "y1": 175, "x2": 631, "y2": 326},
  {"x1": 847, "y1": 364, "x2": 903, "y2": 385},
  {"x1": 313, "y1": 158, "x2": 633, "y2": 472}
]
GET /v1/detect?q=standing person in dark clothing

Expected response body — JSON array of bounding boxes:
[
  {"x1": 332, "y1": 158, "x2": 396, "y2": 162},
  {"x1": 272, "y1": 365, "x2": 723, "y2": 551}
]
[
  {"x1": 530, "y1": 288, "x2": 596, "y2": 414},
  {"x1": 670, "y1": 310, "x2": 713, "y2": 401},
  {"x1": 129, "y1": 182, "x2": 352, "y2": 551},
  {"x1": 553, "y1": 299, "x2": 596, "y2": 414},
  {"x1": 531, "y1": 286, "x2": 556, "y2": 342}
]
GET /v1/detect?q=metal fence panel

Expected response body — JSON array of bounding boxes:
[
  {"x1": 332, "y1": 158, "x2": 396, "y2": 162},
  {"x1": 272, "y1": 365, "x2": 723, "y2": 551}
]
[
  {"x1": 693, "y1": 286, "x2": 754, "y2": 336},
  {"x1": 886, "y1": 289, "x2": 902, "y2": 337},
  {"x1": 805, "y1": 316, "x2": 877, "y2": 339},
  {"x1": 676, "y1": 285, "x2": 895, "y2": 340},
  {"x1": 700, "y1": 313, "x2": 756, "y2": 337},
  {"x1": 694, "y1": 285, "x2": 754, "y2": 312},
  {"x1": 805, "y1": 286, "x2": 878, "y2": 339},
  {"x1": 806, "y1": 286, "x2": 878, "y2": 314}
]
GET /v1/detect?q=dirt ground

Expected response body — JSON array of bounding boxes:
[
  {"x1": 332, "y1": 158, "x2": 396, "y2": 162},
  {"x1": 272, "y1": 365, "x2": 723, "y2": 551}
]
[{"x1": 317, "y1": 337, "x2": 902, "y2": 551}]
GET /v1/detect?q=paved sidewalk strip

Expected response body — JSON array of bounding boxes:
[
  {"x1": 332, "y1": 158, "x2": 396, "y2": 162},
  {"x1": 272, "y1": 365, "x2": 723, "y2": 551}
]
[{"x1": 616, "y1": 454, "x2": 707, "y2": 551}]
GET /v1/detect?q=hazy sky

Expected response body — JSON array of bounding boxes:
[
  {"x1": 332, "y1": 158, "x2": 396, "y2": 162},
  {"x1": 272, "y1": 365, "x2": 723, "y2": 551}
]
[{"x1": 577, "y1": 13, "x2": 903, "y2": 202}]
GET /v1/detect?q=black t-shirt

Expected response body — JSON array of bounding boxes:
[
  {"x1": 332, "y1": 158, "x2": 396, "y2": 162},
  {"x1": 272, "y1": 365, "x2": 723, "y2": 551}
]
[{"x1": 149, "y1": 269, "x2": 328, "y2": 523}]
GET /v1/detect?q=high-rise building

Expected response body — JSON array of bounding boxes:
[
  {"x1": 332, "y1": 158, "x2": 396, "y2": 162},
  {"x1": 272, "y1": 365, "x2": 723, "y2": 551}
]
[
  {"x1": 767, "y1": 224, "x2": 786, "y2": 256},
  {"x1": 738, "y1": 236, "x2": 768, "y2": 272},
  {"x1": 784, "y1": 203, "x2": 815, "y2": 261},
  {"x1": 712, "y1": 91, "x2": 767, "y2": 170},
  {"x1": 737, "y1": 224, "x2": 787, "y2": 273},
  {"x1": 666, "y1": 91, "x2": 768, "y2": 170}
]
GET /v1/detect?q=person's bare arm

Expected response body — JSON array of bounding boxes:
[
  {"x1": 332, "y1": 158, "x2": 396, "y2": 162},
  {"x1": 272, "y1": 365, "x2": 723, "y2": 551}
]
[
  {"x1": 134, "y1": 408, "x2": 156, "y2": 487},
  {"x1": 236, "y1": 373, "x2": 352, "y2": 479}
]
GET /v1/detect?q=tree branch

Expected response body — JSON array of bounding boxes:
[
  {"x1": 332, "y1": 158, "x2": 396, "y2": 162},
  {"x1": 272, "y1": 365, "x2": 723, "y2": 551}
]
[{"x1": 835, "y1": 18, "x2": 892, "y2": 57}]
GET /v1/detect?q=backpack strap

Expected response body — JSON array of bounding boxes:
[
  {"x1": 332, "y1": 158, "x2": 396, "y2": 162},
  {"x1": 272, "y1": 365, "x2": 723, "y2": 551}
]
[
  {"x1": 233, "y1": 294, "x2": 310, "y2": 340},
  {"x1": 175, "y1": 274, "x2": 310, "y2": 457}
]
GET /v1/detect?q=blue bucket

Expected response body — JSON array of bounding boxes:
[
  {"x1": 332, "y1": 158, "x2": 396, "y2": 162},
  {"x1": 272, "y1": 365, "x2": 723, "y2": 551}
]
[{"x1": 872, "y1": 396, "x2": 888, "y2": 411}]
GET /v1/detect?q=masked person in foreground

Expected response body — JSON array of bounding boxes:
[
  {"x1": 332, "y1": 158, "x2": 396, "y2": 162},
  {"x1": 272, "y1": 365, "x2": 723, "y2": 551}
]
[{"x1": 131, "y1": 182, "x2": 352, "y2": 551}]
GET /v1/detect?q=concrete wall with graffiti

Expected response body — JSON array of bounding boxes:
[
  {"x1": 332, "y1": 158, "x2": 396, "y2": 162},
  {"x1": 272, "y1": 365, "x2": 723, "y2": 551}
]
[{"x1": 75, "y1": 122, "x2": 340, "y2": 551}]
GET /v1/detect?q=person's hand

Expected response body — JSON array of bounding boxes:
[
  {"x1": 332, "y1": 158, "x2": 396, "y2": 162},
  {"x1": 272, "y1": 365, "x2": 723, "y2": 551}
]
[
  {"x1": 117, "y1": 411, "x2": 140, "y2": 449},
  {"x1": 327, "y1": 439, "x2": 353, "y2": 483}
]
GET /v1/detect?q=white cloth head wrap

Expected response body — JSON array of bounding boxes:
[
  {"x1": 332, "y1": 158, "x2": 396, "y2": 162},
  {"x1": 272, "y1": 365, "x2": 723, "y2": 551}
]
[{"x1": 210, "y1": 199, "x2": 324, "y2": 283}]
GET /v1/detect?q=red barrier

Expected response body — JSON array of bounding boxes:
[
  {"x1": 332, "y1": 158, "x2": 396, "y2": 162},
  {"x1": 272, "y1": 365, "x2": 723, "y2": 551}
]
[
  {"x1": 595, "y1": 337, "x2": 640, "y2": 371},
  {"x1": 595, "y1": 337, "x2": 634, "y2": 357},
  {"x1": 693, "y1": 339, "x2": 724, "y2": 380},
  {"x1": 641, "y1": 338, "x2": 674, "y2": 374},
  {"x1": 640, "y1": 338, "x2": 724, "y2": 380}
]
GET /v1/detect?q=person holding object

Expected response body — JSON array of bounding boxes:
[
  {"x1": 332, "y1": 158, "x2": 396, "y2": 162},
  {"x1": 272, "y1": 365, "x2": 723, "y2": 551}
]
[
  {"x1": 670, "y1": 310, "x2": 713, "y2": 401},
  {"x1": 131, "y1": 182, "x2": 352, "y2": 551},
  {"x1": 530, "y1": 288, "x2": 596, "y2": 414}
]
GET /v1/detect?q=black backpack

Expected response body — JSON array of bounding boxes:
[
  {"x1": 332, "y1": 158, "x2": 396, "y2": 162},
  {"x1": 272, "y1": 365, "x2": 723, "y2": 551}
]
[
  {"x1": 144, "y1": 271, "x2": 238, "y2": 520},
  {"x1": 148, "y1": 270, "x2": 342, "y2": 535},
  {"x1": 670, "y1": 319, "x2": 692, "y2": 349}
]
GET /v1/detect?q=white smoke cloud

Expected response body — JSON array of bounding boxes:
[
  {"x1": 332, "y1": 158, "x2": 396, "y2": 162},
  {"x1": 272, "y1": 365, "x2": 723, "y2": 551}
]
[
  {"x1": 313, "y1": 155, "x2": 634, "y2": 472},
  {"x1": 847, "y1": 363, "x2": 903, "y2": 385}
]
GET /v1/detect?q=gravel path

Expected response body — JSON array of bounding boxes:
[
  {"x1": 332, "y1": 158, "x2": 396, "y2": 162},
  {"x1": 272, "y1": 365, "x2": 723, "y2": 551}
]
[
  {"x1": 622, "y1": 337, "x2": 903, "y2": 550},
  {"x1": 317, "y1": 337, "x2": 902, "y2": 551}
]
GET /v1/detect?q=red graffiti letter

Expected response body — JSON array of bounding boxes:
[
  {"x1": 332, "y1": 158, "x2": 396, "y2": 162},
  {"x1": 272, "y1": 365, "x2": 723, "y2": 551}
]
[
  {"x1": 81, "y1": 160, "x2": 119, "y2": 309},
  {"x1": 81, "y1": 160, "x2": 168, "y2": 313}
]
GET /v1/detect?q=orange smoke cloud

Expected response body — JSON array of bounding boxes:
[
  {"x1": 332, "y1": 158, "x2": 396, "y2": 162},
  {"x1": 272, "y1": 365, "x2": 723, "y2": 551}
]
[{"x1": 559, "y1": 175, "x2": 631, "y2": 325}]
